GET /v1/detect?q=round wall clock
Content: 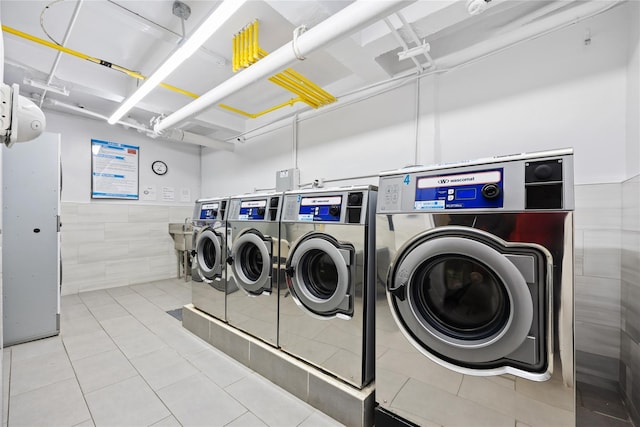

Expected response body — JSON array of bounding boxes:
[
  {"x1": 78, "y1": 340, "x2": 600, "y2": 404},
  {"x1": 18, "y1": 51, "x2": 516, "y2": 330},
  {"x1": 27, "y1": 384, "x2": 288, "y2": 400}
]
[{"x1": 152, "y1": 160, "x2": 168, "y2": 175}]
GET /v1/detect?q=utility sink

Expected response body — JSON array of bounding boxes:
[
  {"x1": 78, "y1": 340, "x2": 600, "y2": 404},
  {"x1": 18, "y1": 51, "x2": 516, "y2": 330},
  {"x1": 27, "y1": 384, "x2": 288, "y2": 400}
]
[{"x1": 168, "y1": 223, "x2": 193, "y2": 252}]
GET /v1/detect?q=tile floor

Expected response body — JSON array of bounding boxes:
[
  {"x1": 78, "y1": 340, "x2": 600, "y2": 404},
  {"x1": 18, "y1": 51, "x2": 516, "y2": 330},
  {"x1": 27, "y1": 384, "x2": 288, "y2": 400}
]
[
  {"x1": 576, "y1": 381, "x2": 635, "y2": 427},
  {"x1": 2, "y1": 278, "x2": 344, "y2": 427}
]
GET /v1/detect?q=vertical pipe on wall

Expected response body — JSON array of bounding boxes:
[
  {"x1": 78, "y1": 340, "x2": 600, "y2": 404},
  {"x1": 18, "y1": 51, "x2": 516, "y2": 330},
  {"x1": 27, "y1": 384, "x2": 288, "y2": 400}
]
[
  {"x1": 292, "y1": 113, "x2": 298, "y2": 169},
  {"x1": 433, "y1": 74, "x2": 441, "y2": 164},
  {"x1": 414, "y1": 77, "x2": 420, "y2": 165}
]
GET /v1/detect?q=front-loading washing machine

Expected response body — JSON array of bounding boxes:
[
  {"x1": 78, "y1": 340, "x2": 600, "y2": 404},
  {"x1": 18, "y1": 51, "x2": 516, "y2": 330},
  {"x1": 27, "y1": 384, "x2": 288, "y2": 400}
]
[
  {"x1": 279, "y1": 186, "x2": 377, "y2": 389},
  {"x1": 191, "y1": 196, "x2": 234, "y2": 321},
  {"x1": 226, "y1": 192, "x2": 283, "y2": 347},
  {"x1": 375, "y1": 150, "x2": 576, "y2": 426}
]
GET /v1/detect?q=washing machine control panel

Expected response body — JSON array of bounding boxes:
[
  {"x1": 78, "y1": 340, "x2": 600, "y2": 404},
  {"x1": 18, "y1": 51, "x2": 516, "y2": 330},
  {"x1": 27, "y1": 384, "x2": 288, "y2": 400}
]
[
  {"x1": 378, "y1": 151, "x2": 574, "y2": 213},
  {"x1": 282, "y1": 188, "x2": 372, "y2": 224},
  {"x1": 298, "y1": 196, "x2": 342, "y2": 222},
  {"x1": 238, "y1": 199, "x2": 267, "y2": 220},
  {"x1": 414, "y1": 168, "x2": 504, "y2": 211},
  {"x1": 193, "y1": 198, "x2": 228, "y2": 224},
  {"x1": 200, "y1": 202, "x2": 220, "y2": 219},
  {"x1": 228, "y1": 194, "x2": 282, "y2": 221}
]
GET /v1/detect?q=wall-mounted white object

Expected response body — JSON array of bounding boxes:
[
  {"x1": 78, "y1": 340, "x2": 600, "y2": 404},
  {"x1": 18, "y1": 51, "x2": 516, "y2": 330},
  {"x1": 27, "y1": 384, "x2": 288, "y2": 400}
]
[{"x1": 0, "y1": 83, "x2": 46, "y2": 147}]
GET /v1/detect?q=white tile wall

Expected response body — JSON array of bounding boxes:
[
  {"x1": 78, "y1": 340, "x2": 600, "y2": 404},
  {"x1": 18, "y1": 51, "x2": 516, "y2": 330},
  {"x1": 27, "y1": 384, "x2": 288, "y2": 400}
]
[
  {"x1": 61, "y1": 202, "x2": 192, "y2": 295},
  {"x1": 620, "y1": 175, "x2": 640, "y2": 426},
  {"x1": 574, "y1": 183, "x2": 623, "y2": 385}
]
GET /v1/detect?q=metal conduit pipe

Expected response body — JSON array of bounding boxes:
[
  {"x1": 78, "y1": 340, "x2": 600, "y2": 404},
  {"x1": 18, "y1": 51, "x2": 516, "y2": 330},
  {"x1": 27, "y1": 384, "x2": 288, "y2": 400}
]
[
  {"x1": 384, "y1": 17, "x2": 423, "y2": 72},
  {"x1": 40, "y1": 0, "x2": 85, "y2": 108},
  {"x1": 46, "y1": 99, "x2": 233, "y2": 151},
  {"x1": 395, "y1": 12, "x2": 435, "y2": 69},
  {"x1": 46, "y1": 98, "x2": 155, "y2": 132},
  {"x1": 158, "y1": 128, "x2": 234, "y2": 151},
  {"x1": 154, "y1": 0, "x2": 415, "y2": 132}
]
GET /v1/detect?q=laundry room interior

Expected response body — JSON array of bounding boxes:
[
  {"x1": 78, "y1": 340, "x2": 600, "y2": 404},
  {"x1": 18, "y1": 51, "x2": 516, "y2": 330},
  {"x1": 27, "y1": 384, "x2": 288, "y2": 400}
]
[{"x1": 0, "y1": 0, "x2": 638, "y2": 426}]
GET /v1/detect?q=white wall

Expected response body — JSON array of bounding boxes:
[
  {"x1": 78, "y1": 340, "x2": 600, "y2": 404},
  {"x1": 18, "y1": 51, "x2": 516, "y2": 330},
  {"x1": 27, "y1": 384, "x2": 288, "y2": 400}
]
[
  {"x1": 627, "y1": 0, "x2": 640, "y2": 178},
  {"x1": 202, "y1": 124, "x2": 293, "y2": 196},
  {"x1": 423, "y1": 3, "x2": 628, "y2": 184},
  {"x1": 45, "y1": 111, "x2": 201, "y2": 205},
  {"x1": 297, "y1": 83, "x2": 417, "y2": 185},
  {"x1": 43, "y1": 111, "x2": 202, "y2": 294},
  {"x1": 202, "y1": 4, "x2": 630, "y2": 192}
]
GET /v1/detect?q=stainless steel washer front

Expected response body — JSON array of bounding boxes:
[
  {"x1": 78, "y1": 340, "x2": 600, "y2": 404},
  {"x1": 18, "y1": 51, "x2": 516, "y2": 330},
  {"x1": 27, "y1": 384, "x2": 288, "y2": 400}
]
[
  {"x1": 191, "y1": 197, "x2": 230, "y2": 322},
  {"x1": 279, "y1": 186, "x2": 377, "y2": 389},
  {"x1": 285, "y1": 233, "x2": 354, "y2": 317},
  {"x1": 226, "y1": 192, "x2": 283, "y2": 347},
  {"x1": 375, "y1": 150, "x2": 576, "y2": 427}
]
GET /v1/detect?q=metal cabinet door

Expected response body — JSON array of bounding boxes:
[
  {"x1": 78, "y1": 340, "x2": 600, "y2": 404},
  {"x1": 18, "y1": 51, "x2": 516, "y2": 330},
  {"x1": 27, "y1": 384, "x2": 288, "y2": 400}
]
[{"x1": 3, "y1": 132, "x2": 61, "y2": 346}]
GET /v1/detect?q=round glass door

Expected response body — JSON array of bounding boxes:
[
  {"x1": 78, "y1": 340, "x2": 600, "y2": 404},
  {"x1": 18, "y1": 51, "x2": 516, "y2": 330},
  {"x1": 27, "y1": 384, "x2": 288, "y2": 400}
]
[
  {"x1": 196, "y1": 228, "x2": 222, "y2": 281},
  {"x1": 231, "y1": 231, "x2": 271, "y2": 294},
  {"x1": 286, "y1": 234, "x2": 353, "y2": 317},
  {"x1": 411, "y1": 256, "x2": 509, "y2": 341},
  {"x1": 389, "y1": 230, "x2": 533, "y2": 364}
]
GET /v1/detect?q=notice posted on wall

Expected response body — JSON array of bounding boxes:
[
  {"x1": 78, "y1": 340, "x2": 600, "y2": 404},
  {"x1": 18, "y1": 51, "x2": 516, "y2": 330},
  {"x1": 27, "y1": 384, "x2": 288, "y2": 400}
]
[
  {"x1": 162, "y1": 186, "x2": 175, "y2": 201},
  {"x1": 91, "y1": 139, "x2": 139, "y2": 200}
]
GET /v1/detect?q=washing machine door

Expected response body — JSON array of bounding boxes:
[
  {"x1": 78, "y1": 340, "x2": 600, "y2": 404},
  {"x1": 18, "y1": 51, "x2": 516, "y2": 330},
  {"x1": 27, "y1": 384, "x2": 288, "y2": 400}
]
[
  {"x1": 195, "y1": 227, "x2": 223, "y2": 287},
  {"x1": 388, "y1": 227, "x2": 541, "y2": 367},
  {"x1": 231, "y1": 230, "x2": 272, "y2": 295},
  {"x1": 285, "y1": 233, "x2": 354, "y2": 318}
]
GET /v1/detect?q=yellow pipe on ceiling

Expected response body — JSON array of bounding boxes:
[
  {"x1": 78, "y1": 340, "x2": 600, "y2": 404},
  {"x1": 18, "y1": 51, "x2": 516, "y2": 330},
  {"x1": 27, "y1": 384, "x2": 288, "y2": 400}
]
[
  {"x1": 226, "y1": 19, "x2": 338, "y2": 118},
  {"x1": 240, "y1": 26, "x2": 246, "y2": 68},
  {"x1": 2, "y1": 24, "x2": 200, "y2": 99},
  {"x1": 269, "y1": 69, "x2": 335, "y2": 106},
  {"x1": 232, "y1": 33, "x2": 238, "y2": 72},
  {"x1": 278, "y1": 71, "x2": 332, "y2": 104},
  {"x1": 283, "y1": 69, "x2": 336, "y2": 103},
  {"x1": 244, "y1": 25, "x2": 250, "y2": 68},
  {"x1": 253, "y1": 20, "x2": 259, "y2": 61},
  {"x1": 247, "y1": 22, "x2": 253, "y2": 67},
  {"x1": 268, "y1": 75, "x2": 322, "y2": 108},
  {"x1": 219, "y1": 97, "x2": 302, "y2": 118}
]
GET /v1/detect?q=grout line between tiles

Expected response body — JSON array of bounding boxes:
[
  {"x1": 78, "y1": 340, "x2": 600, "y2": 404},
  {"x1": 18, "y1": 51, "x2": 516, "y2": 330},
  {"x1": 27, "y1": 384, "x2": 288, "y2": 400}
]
[
  {"x1": 60, "y1": 331, "x2": 97, "y2": 427},
  {"x1": 4, "y1": 349, "x2": 11, "y2": 426},
  {"x1": 67, "y1": 290, "x2": 177, "y2": 425}
]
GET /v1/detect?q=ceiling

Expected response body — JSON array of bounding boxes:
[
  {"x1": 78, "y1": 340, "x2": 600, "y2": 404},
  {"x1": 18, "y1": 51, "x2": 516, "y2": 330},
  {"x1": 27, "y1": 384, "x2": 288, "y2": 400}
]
[{"x1": 0, "y1": 0, "x2": 620, "y2": 146}]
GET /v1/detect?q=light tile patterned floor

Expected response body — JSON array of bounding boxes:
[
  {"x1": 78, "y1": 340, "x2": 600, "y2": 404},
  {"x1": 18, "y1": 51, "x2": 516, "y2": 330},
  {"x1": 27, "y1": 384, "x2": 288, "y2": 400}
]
[{"x1": 2, "y1": 278, "x2": 345, "y2": 427}]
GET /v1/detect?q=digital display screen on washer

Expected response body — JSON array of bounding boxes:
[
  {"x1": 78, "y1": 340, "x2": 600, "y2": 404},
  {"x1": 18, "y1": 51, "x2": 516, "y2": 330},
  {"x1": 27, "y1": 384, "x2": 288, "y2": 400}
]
[
  {"x1": 298, "y1": 196, "x2": 342, "y2": 222},
  {"x1": 239, "y1": 200, "x2": 267, "y2": 220},
  {"x1": 414, "y1": 168, "x2": 503, "y2": 210},
  {"x1": 200, "y1": 202, "x2": 219, "y2": 219}
]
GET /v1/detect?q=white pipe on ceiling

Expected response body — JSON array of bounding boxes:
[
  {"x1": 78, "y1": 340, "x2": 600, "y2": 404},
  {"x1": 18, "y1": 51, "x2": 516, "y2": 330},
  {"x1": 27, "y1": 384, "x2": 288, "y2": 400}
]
[
  {"x1": 47, "y1": 99, "x2": 234, "y2": 151},
  {"x1": 154, "y1": 0, "x2": 415, "y2": 133},
  {"x1": 158, "y1": 128, "x2": 235, "y2": 151}
]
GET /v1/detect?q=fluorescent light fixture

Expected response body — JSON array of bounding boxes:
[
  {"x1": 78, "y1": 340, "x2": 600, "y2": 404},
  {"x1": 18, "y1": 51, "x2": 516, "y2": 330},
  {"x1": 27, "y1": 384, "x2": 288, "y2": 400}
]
[{"x1": 107, "y1": 0, "x2": 247, "y2": 125}]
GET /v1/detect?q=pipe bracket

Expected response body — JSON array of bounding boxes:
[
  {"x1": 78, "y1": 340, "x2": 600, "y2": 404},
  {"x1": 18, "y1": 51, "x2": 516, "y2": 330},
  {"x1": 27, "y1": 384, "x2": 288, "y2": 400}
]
[{"x1": 292, "y1": 25, "x2": 307, "y2": 60}]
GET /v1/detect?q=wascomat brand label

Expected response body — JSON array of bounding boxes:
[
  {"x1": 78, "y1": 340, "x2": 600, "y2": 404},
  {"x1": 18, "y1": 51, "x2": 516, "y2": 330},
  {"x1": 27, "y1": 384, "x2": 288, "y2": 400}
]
[
  {"x1": 298, "y1": 196, "x2": 342, "y2": 222},
  {"x1": 414, "y1": 169, "x2": 503, "y2": 210},
  {"x1": 239, "y1": 199, "x2": 267, "y2": 220},
  {"x1": 200, "y1": 202, "x2": 219, "y2": 219}
]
